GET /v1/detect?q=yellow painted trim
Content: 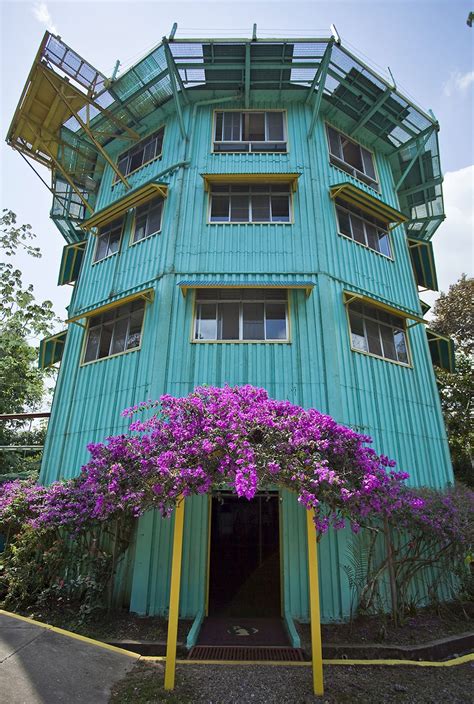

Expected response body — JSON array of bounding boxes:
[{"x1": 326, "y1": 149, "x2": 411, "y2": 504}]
[
  {"x1": 330, "y1": 183, "x2": 407, "y2": 225},
  {"x1": 83, "y1": 184, "x2": 168, "y2": 231},
  {"x1": 306, "y1": 509, "x2": 324, "y2": 696},
  {"x1": 343, "y1": 291, "x2": 426, "y2": 325},
  {"x1": 0, "y1": 610, "x2": 139, "y2": 659},
  {"x1": 182, "y1": 283, "x2": 313, "y2": 298},
  {"x1": 67, "y1": 287, "x2": 154, "y2": 323},
  {"x1": 2, "y1": 610, "x2": 470, "y2": 670},
  {"x1": 173, "y1": 653, "x2": 474, "y2": 666},
  {"x1": 205, "y1": 494, "x2": 212, "y2": 617},
  {"x1": 202, "y1": 173, "x2": 300, "y2": 192},
  {"x1": 164, "y1": 497, "x2": 186, "y2": 691}
]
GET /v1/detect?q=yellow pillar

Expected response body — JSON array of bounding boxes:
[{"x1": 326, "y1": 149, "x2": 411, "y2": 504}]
[
  {"x1": 164, "y1": 497, "x2": 185, "y2": 691},
  {"x1": 306, "y1": 508, "x2": 324, "y2": 696}
]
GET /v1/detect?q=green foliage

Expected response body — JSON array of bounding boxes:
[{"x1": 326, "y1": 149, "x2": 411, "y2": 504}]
[
  {"x1": 0, "y1": 517, "x2": 135, "y2": 622},
  {"x1": 430, "y1": 274, "x2": 473, "y2": 485},
  {"x1": 345, "y1": 483, "x2": 473, "y2": 623},
  {"x1": 0, "y1": 209, "x2": 60, "y2": 475}
]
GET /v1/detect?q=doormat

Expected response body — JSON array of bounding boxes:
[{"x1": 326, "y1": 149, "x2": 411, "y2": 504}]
[
  {"x1": 188, "y1": 645, "x2": 306, "y2": 662},
  {"x1": 196, "y1": 617, "x2": 289, "y2": 647}
]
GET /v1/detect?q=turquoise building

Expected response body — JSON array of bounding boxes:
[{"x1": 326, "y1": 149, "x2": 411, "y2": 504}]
[{"x1": 7, "y1": 29, "x2": 454, "y2": 636}]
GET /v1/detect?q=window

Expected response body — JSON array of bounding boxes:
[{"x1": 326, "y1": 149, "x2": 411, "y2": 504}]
[
  {"x1": 83, "y1": 299, "x2": 145, "y2": 363},
  {"x1": 114, "y1": 127, "x2": 164, "y2": 182},
  {"x1": 194, "y1": 288, "x2": 288, "y2": 341},
  {"x1": 93, "y1": 218, "x2": 124, "y2": 262},
  {"x1": 335, "y1": 198, "x2": 391, "y2": 257},
  {"x1": 209, "y1": 184, "x2": 291, "y2": 223},
  {"x1": 326, "y1": 125, "x2": 378, "y2": 190},
  {"x1": 347, "y1": 300, "x2": 410, "y2": 365},
  {"x1": 214, "y1": 111, "x2": 286, "y2": 152},
  {"x1": 131, "y1": 197, "x2": 164, "y2": 243}
]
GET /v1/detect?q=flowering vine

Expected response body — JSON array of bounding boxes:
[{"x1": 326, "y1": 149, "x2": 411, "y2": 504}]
[{"x1": 0, "y1": 385, "x2": 442, "y2": 535}]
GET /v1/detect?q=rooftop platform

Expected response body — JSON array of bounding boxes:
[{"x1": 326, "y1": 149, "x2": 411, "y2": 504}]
[{"x1": 6, "y1": 27, "x2": 444, "y2": 241}]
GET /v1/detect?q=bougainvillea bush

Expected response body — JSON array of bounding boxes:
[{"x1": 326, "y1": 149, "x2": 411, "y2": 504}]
[{"x1": 0, "y1": 385, "x2": 472, "y2": 618}]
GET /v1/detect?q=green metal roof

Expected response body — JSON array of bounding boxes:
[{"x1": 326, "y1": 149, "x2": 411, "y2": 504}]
[{"x1": 7, "y1": 29, "x2": 445, "y2": 242}]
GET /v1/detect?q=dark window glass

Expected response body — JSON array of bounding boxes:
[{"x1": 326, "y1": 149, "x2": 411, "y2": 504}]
[
  {"x1": 267, "y1": 112, "x2": 284, "y2": 141},
  {"x1": 271, "y1": 195, "x2": 290, "y2": 222},
  {"x1": 219, "y1": 302, "x2": 239, "y2": 339},
  {"x1": 348, "y1": 302, "x2": 409, "y2": 364},
  {"x1": 252, "y1": 194, "x2": 271, "y2": 221},
  {"x1": 94, "y1": 218, "x2": 123, "y2": 262},
  {"x1": 210, "y1": 195, "x2": 229, "y2": 222},
  {"x1": 83, "y1": 300, "x2": 145, "y2": 363},
  {"x1": 230, "y1": 195, "x2": 249, "y2": 222},
  {"x1": 133, "y1": 198, "x2": 163, "y2": 242},
  {"x1": 335, "y1": 199, "x2": 391, "y2": 258},
  {"x1": 210, "y1": 185, "x2": 291, "y2": 223},
  {"x1": 265, "y1": 303, "x2": 286, "y2": 339},
  {"x1": 114, "y1": 127, "x2": 164, "y2": 180},
  {"x1": 214, "y1": 111, "x2": 286, "y2": 151},
  {"x1": 245, "y1": 112, "x2": 265, "y2": 141},
  {"x1": 194, "y1": 289, "x2": 288, "y2": 341},
  {"x1": 326, "y1": 125, "x2": 378, "y2": 188},
  {"x1": 243, "y1": 302, "x2": 265, "y2": 340}
]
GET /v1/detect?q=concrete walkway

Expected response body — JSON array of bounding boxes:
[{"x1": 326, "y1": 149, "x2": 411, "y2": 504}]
[{"x1": 0, "y1": 611, "x2": 139, "y2": 704}]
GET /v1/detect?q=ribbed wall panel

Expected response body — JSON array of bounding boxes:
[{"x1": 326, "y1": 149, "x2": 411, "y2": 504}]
[{"x1": 41, "y1": 94, "x2": 452, "y2": 621}]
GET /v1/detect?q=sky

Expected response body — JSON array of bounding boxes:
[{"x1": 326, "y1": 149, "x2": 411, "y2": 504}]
[{"x1": 0, "y1": 0, "x2": 473, "y2": 322}]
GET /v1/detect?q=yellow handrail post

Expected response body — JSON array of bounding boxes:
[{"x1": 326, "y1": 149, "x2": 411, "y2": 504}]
[
  {"x1": 306, "y1": 508, "x2": 324, "y2": 695},
  {"x1": 164, "y1": 497, "x2": 185, "y2": 691}
]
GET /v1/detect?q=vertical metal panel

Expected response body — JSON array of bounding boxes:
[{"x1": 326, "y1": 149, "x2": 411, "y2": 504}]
[{"x1": 41, "y1": 96, "x2": 453, "y2": 622}]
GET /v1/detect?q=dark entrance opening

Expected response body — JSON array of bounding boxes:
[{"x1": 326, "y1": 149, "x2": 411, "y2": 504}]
[{"x1": 208, "y1": 492, "x2": 281, "y2": 617}]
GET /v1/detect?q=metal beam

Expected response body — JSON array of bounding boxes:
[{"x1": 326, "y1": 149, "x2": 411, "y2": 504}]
[
  {"x1": 350, "y1": 87, "x2": 392, "y2": 137},
  {"x1": 164, "y1": 497, "x2": 185, "y2": 691},
  {"x1": 393, "y1": 124, "x2": 437, "y2": 154},
  {"x1": 40, "y1": 70, "x2": 131, "y2": 189},
  {"x1": 395, "y1": 128, "x2": 436, "y2": 191},
  {"x1": 305, "y1": 39, "x2": 334, "y2": 105},
  {"x1": 38, "y1": 64, "x2": 141, "y2": 142},
  {"x1": 244, "y1": 44, "x2": 251, "y2": 108},
  {"x1": 307, "y1": 41, "x2": 333, "y2": 138},
  {"x1": 306, "y1": 509, "x2": 324, "y2": 696},
  {"x1": 164, "y1": 42, "x2": 188, "y2": 140}
]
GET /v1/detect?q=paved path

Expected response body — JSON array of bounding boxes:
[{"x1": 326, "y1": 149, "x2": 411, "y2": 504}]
[{"x1": 0, "y1": 611, "x2": 139, "y2": 704}]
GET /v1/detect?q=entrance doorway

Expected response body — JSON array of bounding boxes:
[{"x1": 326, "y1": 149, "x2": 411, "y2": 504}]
[{"x1": 208, "y1": 492, "x2": 281, "y2": 617}]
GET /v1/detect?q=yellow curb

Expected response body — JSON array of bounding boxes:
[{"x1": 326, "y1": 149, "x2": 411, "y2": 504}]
[
  {"x1": 2, "y1": 610, "x2": 472, "y2": 669},
  {"x1": 0, "y1": 609, "x2": 140, "y2": 659}
]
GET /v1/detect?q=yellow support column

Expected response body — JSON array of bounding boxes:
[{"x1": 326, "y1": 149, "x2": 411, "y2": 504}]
[
  {"x1": 164, "y1": 497, "x2": 185, "y2": 691},
  {"x1": 306, "y1": 508, "x2": 324, "y2": 696}
]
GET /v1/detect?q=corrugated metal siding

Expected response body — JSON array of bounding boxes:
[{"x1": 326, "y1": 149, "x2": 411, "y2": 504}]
[{"x1": 40, "y1": 95, "x2": 453, "y2": 621}]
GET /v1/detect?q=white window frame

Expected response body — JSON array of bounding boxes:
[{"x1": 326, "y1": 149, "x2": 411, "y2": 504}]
[
  {"x1": 335, "y1": 199, "x2": 392, "y2": 259},
  {"x1": 326, "y1": 124, "x2": 379, "y2": 191},
  {"x1": 347, "y1": 301, "x2": 411, "y2": 366},
  {"x1": 82, "y1": 299, "x2": 146, "y2": 364},
  {"x1": 208, "y1": 184, "x2": 292, "y2": 224},
  {"x1": 130, "y1": 197, "x2": 164, "y2": 244},
  {"x1": 213, "y1": 110, "x2": 287, "y2": 153},
  {"x1": 193, "y1": 288, "x2": 289, "y2": 342},
  {"x1": 93, "y1": 217, "x2": 124, "y2": 263}
]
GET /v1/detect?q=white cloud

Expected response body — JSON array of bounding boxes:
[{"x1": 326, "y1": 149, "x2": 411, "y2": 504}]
[
  {"x1": 422, "y1": 165, "x2": 474, "y2": 311},
  {"x1": 32, "y1": 2, "x2": 58, "y2": 35},
  {"x1": 443, "y1": 70, "x2": 474, "y2": 97}
]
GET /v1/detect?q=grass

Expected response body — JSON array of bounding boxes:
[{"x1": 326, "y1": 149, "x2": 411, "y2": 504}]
[{"x1": 109, "y1": 663, "x2": 193, "y2": 704}]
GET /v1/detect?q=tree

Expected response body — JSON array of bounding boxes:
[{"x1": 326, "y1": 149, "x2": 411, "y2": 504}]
[
  {"x1": 430, "y1": 275, "x2": 473, "y2": 486},
  {"x1": 0, "y1": 210, "x2": 59, "y2": 477}
]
